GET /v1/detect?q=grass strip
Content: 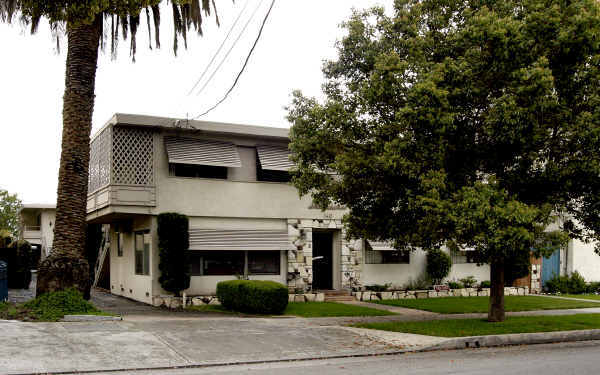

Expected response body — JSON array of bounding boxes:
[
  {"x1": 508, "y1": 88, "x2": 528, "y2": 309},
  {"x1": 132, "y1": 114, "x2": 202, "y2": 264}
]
[
  {"x1": 373, "y1": 296, "x2": 600, "y2": 314},
  {"x1": 354, "y1": 314, "x2": 600, "y2": 337},
  {"x1": 284, "y1": 302, "x2": 395, "y2": 317}
]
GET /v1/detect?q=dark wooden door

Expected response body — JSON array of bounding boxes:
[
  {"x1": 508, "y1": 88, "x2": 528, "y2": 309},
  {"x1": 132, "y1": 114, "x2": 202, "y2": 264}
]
[{"x1": 312, "y1": 232, "x2": 333, "y2": 290}]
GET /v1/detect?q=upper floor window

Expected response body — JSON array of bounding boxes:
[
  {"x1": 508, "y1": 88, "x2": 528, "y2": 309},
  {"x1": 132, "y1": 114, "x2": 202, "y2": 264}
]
[
  {"x1": 169, "y1": 164, "x2": 228, "y2": 179},
  {"x1": 256, "y1": 145, "x2": 294, "y2": 183}
]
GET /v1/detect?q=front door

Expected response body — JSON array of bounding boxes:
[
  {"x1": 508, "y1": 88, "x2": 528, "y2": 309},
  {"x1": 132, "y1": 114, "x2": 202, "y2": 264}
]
[{"x1": 312, "y1": 231, "x2": 333, "y2": 290}]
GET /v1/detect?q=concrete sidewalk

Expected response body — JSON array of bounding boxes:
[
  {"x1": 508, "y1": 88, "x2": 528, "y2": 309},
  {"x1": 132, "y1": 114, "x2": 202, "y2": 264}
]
[{"x1": 0, "y1": 316, "x2": 421, "y2": 375}]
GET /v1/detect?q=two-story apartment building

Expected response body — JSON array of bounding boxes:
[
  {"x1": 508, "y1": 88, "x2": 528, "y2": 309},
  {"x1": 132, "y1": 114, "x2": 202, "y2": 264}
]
[
  {"x1": 19, "y1": 204, "x2": 56, "y2": 262},
  {"x1": 86, "y1": 113, "x2": 495, "y2": 304}
]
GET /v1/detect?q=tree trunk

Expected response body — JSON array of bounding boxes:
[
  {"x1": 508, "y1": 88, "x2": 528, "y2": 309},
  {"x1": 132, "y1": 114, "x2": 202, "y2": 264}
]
[
  {"x1": 36, "y1": 16, "x2": 102, "y2": 298},
  {"x1": 488, "y1": 260, "x2": 506, "y2": 322}
]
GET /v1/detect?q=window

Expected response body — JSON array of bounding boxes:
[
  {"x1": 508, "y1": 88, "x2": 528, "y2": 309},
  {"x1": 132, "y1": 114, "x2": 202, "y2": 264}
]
[
  {"x1": 169, "y1": 163, "x2": 227, "y2": 179},
  {"x1": 248, "y1": 251, "x2": 280, "y2": 275},
  {"x1": 189, "y1": 251, "x2": 281, "y2": 276},
  {"x1": 365, "y1": 250, "x2": 410, "y2": 264},
  {"x1": 451, "y1": 249, "x2": 476, "y2": 264},
  {"x1": 117, "y1": 232, "x2": 123, "y2": 257},
  {"x1": 189, "y1": 251, "x2": 244, "y2": 276},
  {"x1": 256, "y1": 149, "x2": 292, "y2": 182},
  {"x1": 135, "y1": 231, "x2": 151, "y2": 275},
  {"x1": 257, "y1": 167, "x2": 292, "y2": 183},
  {"x1": 364, "y1": 241, "x2": 410, "y2": 264}
]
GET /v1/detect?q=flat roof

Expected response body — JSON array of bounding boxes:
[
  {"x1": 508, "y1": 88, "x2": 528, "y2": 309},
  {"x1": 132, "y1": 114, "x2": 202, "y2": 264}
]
[
  {"x1": 22, "y1": 204, "x2": 55, "y2": 210},
  {"x1": 92, "y1": 113, "x2": 290, "y2": 141}
]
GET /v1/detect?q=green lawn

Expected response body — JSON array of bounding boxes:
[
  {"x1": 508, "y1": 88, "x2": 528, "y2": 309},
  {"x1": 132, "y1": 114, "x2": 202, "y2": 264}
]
[
  {"x1": 373, "y1": 296, "x2": 600, "y2": 314},
  {"x1": 558, "y1": 294, "x2": 600, "y2": 301},
  {"x1": 354, "y1": 314, "x2": 600, "y2": 337},
  {"x1": 186, "y1": 302, "x2": 394, "y2": 317},
  {"x1": 284, "y1": 302, "x2": 395, "y2": 317}
]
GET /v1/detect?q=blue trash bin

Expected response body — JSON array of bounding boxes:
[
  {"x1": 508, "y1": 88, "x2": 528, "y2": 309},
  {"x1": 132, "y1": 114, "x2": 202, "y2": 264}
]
[{"x1": 0, "y1": 261, "x2": 7, "y2": 302}]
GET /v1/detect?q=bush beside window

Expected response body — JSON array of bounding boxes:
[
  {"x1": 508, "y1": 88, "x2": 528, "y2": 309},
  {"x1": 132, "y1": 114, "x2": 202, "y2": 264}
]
[
  {"x1": 426, "y1": 249, "x2": 452, "y2": 285},
  {"x1": 216, "y1": 280, "x2": 288, "y2": 314},
  {"x1": 157, "y1": 213, "x2": 190, "y2": 296}
]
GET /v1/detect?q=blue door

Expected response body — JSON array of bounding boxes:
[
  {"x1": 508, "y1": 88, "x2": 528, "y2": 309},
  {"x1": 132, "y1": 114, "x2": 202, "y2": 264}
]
[{"x1": 541, "y1": 250, "x2": 560, "y2": 287}]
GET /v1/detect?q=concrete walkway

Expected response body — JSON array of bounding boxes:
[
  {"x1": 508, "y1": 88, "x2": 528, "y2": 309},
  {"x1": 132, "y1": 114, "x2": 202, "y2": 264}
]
[{"x1": 536, "y1": 294, "x2": 600, "y2": 303}]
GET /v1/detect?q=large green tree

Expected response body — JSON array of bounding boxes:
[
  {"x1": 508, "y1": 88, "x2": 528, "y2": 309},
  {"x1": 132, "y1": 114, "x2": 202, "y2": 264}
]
[
  {"x1": 288, "y1": 0, "x2": 600, "y2": 321},
  {"x1": 0, "y1": 1, "x2": 223, "y2": 296},
  {"x1": 0, "y1": 189, "x2": 22, "y2": 238}
]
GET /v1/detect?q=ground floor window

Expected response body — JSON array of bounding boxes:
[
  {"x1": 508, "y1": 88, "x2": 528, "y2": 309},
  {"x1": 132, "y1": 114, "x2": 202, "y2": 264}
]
[
  {"x1": 135, "y1": 231, "x2": 151, "y2": 275},
  {"x1": 365, "y1": 250, "x2": 410, "y2": 264},
  {"x1": 189, "y1": 251, "x2": 280, "y2": 276},
  {"x1": 451, "y1": 249, "x2": 476, "y2": 264}
]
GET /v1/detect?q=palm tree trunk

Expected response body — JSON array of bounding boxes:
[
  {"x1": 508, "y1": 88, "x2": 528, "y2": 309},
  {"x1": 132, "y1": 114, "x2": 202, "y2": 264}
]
[
  {"x1": 488, "y1": 259, "x2": 506, "y2": 322},
  {"x1": 36, "y1": 16, "x2": 102, "y2": 298}
]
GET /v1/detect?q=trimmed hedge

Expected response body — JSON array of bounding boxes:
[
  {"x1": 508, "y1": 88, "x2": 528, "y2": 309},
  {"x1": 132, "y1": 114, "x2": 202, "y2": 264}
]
[{"x1": 217, "y1": 280, "x2": 288, "y2": 314}]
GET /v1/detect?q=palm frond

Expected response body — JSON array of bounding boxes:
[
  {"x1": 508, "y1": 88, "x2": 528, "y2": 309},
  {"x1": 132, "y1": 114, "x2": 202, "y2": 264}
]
[{"x1": 0, "y1": 0, "x2": 228, "y2": 60}]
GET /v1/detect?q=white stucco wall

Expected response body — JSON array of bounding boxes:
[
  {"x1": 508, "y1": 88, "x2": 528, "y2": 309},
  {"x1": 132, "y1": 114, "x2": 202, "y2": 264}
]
[
  {"x1": 109, "y1": 216, "x2": 154, "y2": 304},
  {"x1": 569, "y1": 239, "x2": 600, "y2": 282}
]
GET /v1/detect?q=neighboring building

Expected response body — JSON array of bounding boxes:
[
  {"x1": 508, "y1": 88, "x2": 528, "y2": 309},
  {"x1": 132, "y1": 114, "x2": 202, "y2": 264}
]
[
  {"x1": 91, "y1": 113, "x2": 588, "y2": 305},
  {"x1": 19, "y1": 204, "x2": 56, "y2": 261}
]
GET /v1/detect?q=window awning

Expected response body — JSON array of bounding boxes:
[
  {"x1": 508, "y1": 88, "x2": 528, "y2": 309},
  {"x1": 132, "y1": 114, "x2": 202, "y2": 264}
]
[
  {"x1": 256, "y1": 145, "x2": 294, "y2": 171},
  {"x1": 189, "y1": 229, "x2": 291, "y2": 251},
  {"x1": 165, "y1": 137, "x2": 241, "y2": 168},
  {"x1": 367, "y1": 241, "x2": 396, "y2": 251}
]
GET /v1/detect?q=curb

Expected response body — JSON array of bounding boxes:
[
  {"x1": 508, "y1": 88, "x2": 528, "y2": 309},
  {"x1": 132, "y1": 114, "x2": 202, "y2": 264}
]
[
  {"x1": 61, "y1": 315, "x2": 123, "y2": 322},
  {"x1": 424, "y1": 329, "x2": 600, "y2": 350}
]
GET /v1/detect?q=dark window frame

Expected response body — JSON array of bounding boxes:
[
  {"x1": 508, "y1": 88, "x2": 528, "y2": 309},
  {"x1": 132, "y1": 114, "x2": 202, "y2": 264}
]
[
  {"x1": 364, "y1": 242, "x2": 410, "y2": 264},
  {"x1": 189, "y1": 250, "x2": 281, "y2": 276},
  {"x1": 451, "y1": 249, "x2": 476, "y2": 264},
  {"x1": 169, "y1": 163, "x2": 228, "y2": 179},
  {"x1": 255, "y1": 150, "x2": 292, "y2": 183}
]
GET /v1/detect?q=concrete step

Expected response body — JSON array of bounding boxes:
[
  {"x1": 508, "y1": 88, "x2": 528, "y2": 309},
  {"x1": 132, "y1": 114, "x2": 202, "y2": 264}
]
[{"x1": 324, "y1": 295, "x2": 356, "y2": 302}]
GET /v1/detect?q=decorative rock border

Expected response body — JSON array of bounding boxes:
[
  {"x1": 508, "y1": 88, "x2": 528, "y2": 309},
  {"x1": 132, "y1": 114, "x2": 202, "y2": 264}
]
[
  {"x1": 353, "y1": 286, "x2": 529, "y2": 301},
  {"x1": 288, "y1": 293, "x2": 325, "y2": 303},
  {"x1": 152, "y1": 293, "x2": 328, "y2": 309}
]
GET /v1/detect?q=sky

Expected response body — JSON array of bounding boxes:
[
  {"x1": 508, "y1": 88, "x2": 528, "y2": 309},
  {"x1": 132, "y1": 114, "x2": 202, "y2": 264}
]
[{"x1": 0, "y1": 0, "x2": 394, "y2": 205}]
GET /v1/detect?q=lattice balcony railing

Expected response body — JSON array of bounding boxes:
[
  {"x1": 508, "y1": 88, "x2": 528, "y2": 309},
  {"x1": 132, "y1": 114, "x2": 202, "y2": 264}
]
[{"x1": 88, "y1": 126, "x2": 154, "y2": 192}]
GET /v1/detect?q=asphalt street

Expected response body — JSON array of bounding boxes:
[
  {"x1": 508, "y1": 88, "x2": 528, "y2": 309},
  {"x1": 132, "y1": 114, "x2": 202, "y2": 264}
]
[{"x1": 93, "y1": 340, "x2": 600, "y2": 375}]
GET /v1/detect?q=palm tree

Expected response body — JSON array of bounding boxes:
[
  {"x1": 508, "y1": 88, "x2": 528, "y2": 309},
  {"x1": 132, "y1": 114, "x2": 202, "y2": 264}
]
[{"x1": 0, "y1": 1, "x2": 224, "y2": 296}]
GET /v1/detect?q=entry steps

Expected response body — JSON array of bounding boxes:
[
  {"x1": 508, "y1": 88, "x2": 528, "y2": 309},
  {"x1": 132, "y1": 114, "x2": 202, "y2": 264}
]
[{"x1": 318, "y1": 290, "x2": 355, "y2": 302}]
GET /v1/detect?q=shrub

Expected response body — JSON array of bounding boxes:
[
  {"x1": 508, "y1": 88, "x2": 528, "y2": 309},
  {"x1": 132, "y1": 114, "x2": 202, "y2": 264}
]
[
  {"x1": 217, "y1": 280, "x2": 288, "y2": 314},
  {"x1": 157, "y1": 213, "x2": 190, "y2": 296},
  {"x1": 505, "y1": 251, "x2": 531, "y2": 286},
  {"x1": 365, "y1": 283, "x2": 390, "y2": 292},
  {"x1": 426, "y1": 249, "x2": 451, "y2": 285},
  {"x1": 460, "y1": 276, "x2": 477, "y2": 288},
  {"x1": 544, "y1": 271, "x2": 587, "y2": 294},
  {"x1": 446, "y1": 281, "x2": 463, "y2": 289},
  {"x1": 479, "y1": 280, "x2": 491, "y2": 288},
  {"x1": 0, "y1": 240, "x2": 34, "y2": 289},
  {"x1": 403, "y1": 274, "x2": 431, "y2": 291},
  {"x1": 23, "y1": 288, "x2": 100, "y2": 321},
  {"x1": 585, "y1": 282, "x2": 600, "y2": 294}
]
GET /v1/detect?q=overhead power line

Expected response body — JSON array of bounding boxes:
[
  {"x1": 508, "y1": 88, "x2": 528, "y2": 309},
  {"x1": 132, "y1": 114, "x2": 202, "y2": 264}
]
[
  {"x1": 186, "y1": 0, "x2": 250, "y2": 96},
  {"x1": 193, "y1": 0, "x2": 265, "y2": 98},
  {"x1": 191, "y1": 0, "x2": 276, "y2": 119}
]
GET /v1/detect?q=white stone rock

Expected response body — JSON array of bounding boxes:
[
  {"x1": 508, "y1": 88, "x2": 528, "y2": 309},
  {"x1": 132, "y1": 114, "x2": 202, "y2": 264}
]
[
  {"x1": 294, "y1": 295, "x2": 306, "y2": 302},
  {"x1": 437, "y1": 290, "x2": 449, "y2": 297},
  {"x1": 208, "y1": 298, "x2": 221, "y2": 305},
  {"x1": 428, "y1": 291, "x2": 439, "y2": 298},
  {"x1": 315, "y1": 293, "x2": 325, "y2": 302},
  {"x1": 405, "y1": 294, "x2": 416, "y2": 299},
  {"x1": 468, "y1": 291, "x2": 478, "y2": 297},
  {"x1": 379, "y1": 292, "x2": 393, "y2": 300},
  {"x1": 289, "y1": 294, "x2": 295, "y2": 302},
  {"x1": 305, "y1": 293, "x2": 316, "y2": 302}
]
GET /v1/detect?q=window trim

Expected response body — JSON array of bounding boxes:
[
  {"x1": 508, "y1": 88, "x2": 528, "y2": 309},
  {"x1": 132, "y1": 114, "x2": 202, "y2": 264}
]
[{"x1": 189, "y1": 250, "x2": 281, "y2": 277}]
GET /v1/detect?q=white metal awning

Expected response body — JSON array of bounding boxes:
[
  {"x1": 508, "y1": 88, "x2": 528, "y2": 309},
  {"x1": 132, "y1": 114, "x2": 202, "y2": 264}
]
[
  {"x1": 256, "y1": 145, "x2": 294, "y2": 171},
  {"x1": 165, "y1": 137, "x2": 241, "y2": 168},
  {"x1": 367, "y1": 241, "x2": 396, "y2": 251},
  {"x1": 189, "y1": 229, "x2": 291, "y2": 251}
]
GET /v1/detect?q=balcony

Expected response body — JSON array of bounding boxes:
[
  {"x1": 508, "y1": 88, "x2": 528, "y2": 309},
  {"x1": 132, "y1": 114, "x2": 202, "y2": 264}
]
[{"x1": 23, "y1": 226, "x2": 42, "y2": 241}]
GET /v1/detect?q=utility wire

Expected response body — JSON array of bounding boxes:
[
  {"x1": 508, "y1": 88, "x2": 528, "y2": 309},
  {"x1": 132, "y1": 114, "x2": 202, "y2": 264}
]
[
  {"x1": 191, "y1": 0, "x2": 276, "y2": 119},
  {"x1": 193, "y1": 0, "x2": 265, "y2": 98},
  {"x1": 186, "y1": 0, "x2": 250, "y2": 96}
]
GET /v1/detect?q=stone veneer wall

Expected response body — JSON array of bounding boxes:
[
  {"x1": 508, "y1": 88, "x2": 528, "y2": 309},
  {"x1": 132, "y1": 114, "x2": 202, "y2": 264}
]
[{"x1": 286, "y1": 218, "x2": 363, "y2": 292}]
